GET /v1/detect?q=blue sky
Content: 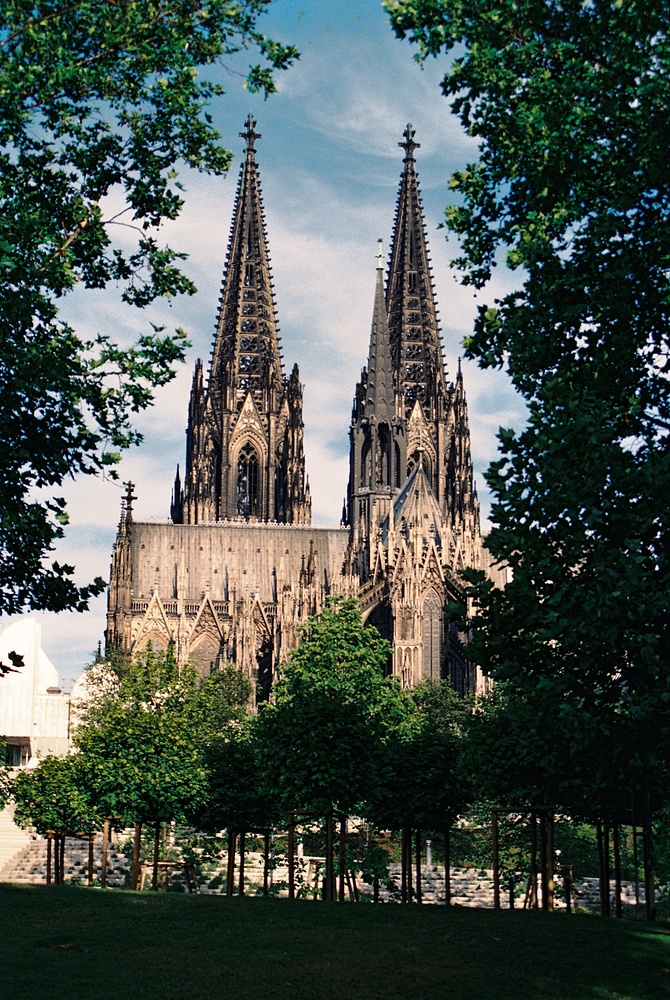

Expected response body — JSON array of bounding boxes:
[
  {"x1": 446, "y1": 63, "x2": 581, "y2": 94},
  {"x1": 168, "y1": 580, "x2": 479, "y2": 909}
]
[{"x1": 5, "y1": 1, "x2": 525, "y2": 682}]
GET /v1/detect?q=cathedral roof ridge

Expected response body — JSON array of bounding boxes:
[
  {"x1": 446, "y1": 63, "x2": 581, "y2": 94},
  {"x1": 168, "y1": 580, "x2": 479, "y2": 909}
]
[{"x1": 138, "y1": 519, "x2": 347, "y2": 534}]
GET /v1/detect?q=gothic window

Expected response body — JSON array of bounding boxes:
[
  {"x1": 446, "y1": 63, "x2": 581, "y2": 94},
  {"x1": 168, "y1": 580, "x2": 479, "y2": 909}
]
[
  {"x1": 237, "y1": 443, "x2": 259, "y2": 517},
  {"x1": 244, "y1": 264, "x2": 254, "y2": 286},
  {"x1": 405, "y1": 363, "x2": 425, "y2": 382},
  {"x1": 239, "y1": 354, "x2": 260, "y2": 374},
  {"x1": 394, "y1": 442, "x2": 401, "y2": 488},
  {"x1": 361, "y1": 439, "x2": 371, "y2": 487},
  {"x1": 241, "y1": 319, "x2": 255, "y2": 331},
  {"x1": 422, "y1": 591, "x2": 442, "y2": 681},
  {"x1": 190, "y1": 636, "x2": 221, "y2": 678},
  {"x1": 377, "y1": 423, "x2": 390, "y2": 487}
]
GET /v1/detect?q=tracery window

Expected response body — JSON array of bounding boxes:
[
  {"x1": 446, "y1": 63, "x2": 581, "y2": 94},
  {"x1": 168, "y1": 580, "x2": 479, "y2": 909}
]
[
  {"x1": 422, "y1": 590, "x2": 442, "y2": 681},
  {"x1": 237, "y1": 443, "x2": 259, "y2": 517}
]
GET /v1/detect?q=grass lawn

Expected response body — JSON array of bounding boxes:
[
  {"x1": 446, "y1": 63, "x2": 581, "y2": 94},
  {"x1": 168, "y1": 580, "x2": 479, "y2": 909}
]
[{"x1": 1, "y1": 884, "x2": 667, "y2": 1000}]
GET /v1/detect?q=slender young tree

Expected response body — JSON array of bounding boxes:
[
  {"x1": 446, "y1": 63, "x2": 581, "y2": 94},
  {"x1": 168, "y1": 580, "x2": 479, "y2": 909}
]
[{"x1": 257, "y1": 597, "x2": 405, "y2": 898}]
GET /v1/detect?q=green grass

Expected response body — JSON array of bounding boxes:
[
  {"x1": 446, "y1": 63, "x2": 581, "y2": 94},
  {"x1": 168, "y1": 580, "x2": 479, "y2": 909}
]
[{"x1": 1, "y1": 884, "x2": 667, "y2": 1000}]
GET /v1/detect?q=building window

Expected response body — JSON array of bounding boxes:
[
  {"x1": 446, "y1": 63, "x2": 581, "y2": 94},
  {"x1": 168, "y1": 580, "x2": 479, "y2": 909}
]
[
  {"x1": 422, "y1": 590, "x2": 442, "y2": 681},
  {"x1": 237, "y1": 443, "x2": 259, "y2": 517}
]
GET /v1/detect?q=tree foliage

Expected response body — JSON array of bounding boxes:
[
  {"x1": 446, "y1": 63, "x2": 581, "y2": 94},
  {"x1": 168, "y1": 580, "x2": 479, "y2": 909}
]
[
  {"x1": 0, "y1": 1, "x2": 297, "y2": 613},
  {"x1": 386, "y1": 0, "x2": 670, "y2": 782},
  {"x1": 12, "y1": 753, "x2": 101, "y2": 835},
  {"x1": 368, "y1": 680, "x2": 470, "y2": 832},
  {"x1": 258, "y1": 597, "x2": 405, "y2": 817},
  {"x1": 198, "y1": 717, "x2": 280, "y2": 833},
  {"x1": 73, "y1": 646, "x2": 250, "y2": 826}
]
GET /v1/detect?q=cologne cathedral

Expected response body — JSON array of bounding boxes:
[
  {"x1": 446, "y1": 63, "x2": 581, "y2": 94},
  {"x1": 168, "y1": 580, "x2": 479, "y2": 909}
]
[{"x1": 106, "y1": 117, "x2": 498, "y2": 700}]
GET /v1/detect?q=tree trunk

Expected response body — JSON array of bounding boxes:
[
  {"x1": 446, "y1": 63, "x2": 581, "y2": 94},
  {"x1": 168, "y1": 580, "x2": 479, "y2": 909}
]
[
  {"x1": 444, "y1": 826, "x2": 451, "y2": 907},
  {"x1": 546, "y1": 811, "x2": 555, "y2": 912},
  {"x1": 88, "y1": 833, "x2": 94, "y2": 886},
  {"x1": 161, "y1": 823, "x2": 168, "y2": 891},
  {"x1": 603, "y1": 820, "x2": 611, "y2": 917},
  {"x1": 325, "y1": 811, "x2": 334, "y2": 902},
  {"x1": 401, "y1": 827, "x2": 407, "y2": 903},
  {"x1": 406, "y1": 827, "x2": 413, "y2": 903},
  {"x1": 415, "y1": 828, "x2": 422, "y2": 905},
  {"x1": 631, "y1": 782, "x2": 641, "y2": 918},
  {"x1": 288, "y1": 811, "x2": 295, "y2": 900},
  {"x1": 529, "y1": 812, "x2": 538, "y2": 909},
  {"x1": 131, "y1": 822, "x2": 142, "y2": 890},
  {"x1": 338, "y1": 814, "x2": 346, "y2": 903},
  {"x1": 492, "y1": 810, "x2": 500, "y2": 910},
  {"x1": 226, "y1": 829, "x2": 236, "y2": 896},
  {"x1": 238, "y1": 831, "x2": 246, "y2": 896},
  {"x1": 101, "y1": 818, "x2": 110, "y2": 889},
  {"x1": 613, "y1": 822, "x2": 623, "y2": 918},
  {"x1": 151, "y1": 821, "x2": 160, "y2": 891},
  {"x1": 46, "y1": 831, "x2": 53, "y2": 886},
  {"x1": 596, "y1": 818, "x2": 607, "y2": 916},
  {"x1": 540, "y1": 810, "x2": 548, "y2": 911},
  {"x1": 642, "y1": 771, "x2": 656, "y2": 921},
  {"x1": 263, "y1": 830, "x2": 270, "y2": 897}
]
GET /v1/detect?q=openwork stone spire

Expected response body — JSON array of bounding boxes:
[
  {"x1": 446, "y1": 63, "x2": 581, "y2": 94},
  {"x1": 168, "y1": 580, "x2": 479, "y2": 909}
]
[
  {"x1": 347, "y1": 241, "x2": 407, "y2": 542},
  {"x1": 172, "y1": 118, "x2": 311, "y2": 525},
  {"x1": 364, "y1": 239, "x2": 395, "y2": 422},
  {"x1": 386, "y1": 123, "x2": 447, "y2": 422},
  {"x1": 208, "y1": 113, "x2": 283, "y2": 415}
]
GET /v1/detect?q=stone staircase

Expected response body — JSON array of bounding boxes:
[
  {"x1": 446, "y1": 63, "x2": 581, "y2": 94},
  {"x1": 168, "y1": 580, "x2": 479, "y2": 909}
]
[
  {"x1": 0, "y1": 804, "x2": 35, "y2": 877},
  {"x1": 0, "y1": 809, "x2": 130, "y2": 887},
  {"x1": 0, "y1": 819, "x2": 653, "y2": 910}
]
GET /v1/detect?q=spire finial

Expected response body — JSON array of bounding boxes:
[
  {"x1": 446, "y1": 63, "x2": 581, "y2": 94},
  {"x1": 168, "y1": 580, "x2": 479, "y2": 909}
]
[
  {"x1": 240, "y1": 113, "x2": 261, "y2": 153},
  {"x1": 375, "y1": 238, "x2": 385, "y2": 270},
  {"x1": 124, "y1": 481, "x2": 136, "y2": 518},
  {"x1": 400, "y1": 122, "x2": 420, "y2": 161}
]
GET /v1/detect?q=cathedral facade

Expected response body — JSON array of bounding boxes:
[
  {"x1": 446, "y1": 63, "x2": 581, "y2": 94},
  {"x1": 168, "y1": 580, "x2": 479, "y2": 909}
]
[{"x1": 106, "y1": 118, "x2": 496, "y2": 699}]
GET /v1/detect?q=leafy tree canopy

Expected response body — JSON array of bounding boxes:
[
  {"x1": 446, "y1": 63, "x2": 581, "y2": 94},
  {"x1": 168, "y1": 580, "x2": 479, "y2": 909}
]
[
  {"x1": 386, "y1": 1, "x2": 670, "y2": 754},
  {"x1": 367, "y1": 679, "x2": 470, "y2": 831},
  {"x1": 258, "y1": 597, "x2": 405, "y2": 817},
  {"x1": 73, "y1": 646, "x2": 250, "y2": 825},
  {"x1": 0, "y1": 1, "x2": 297, "y2": 614},
  {"x1": 12, "y1": 753, "x2": 101, "y2": 834},
  {"x1": 198, "y1": 717, "x2": 281, "y2": 833}
]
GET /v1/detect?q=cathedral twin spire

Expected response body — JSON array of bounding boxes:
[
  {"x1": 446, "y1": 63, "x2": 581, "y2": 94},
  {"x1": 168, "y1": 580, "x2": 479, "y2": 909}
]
[
  {"x1": 348, "y1": 123, "x2": 480, "y2": 553},
  {"x1": 171, "y1": 116, "x2": 478, "y2": 551},
  {"x1": 171, "y1": 115, "x2": 311, "y2": 526}
]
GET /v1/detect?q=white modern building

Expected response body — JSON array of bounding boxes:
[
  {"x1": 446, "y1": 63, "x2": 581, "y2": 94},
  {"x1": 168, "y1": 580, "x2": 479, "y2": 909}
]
[{"x1": 0, "y1": 618, "x2": 70, "y2": 766}]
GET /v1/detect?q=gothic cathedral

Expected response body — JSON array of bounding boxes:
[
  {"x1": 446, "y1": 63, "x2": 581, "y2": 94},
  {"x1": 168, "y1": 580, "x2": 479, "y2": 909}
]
[{"x1": 106, "y1": 118, "x2": 497, "y2": 700}]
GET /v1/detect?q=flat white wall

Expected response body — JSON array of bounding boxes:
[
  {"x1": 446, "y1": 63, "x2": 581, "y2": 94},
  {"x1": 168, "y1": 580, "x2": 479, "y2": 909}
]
[{"x1": 0, "y1": 618, "x2": 69, "y2": 758}]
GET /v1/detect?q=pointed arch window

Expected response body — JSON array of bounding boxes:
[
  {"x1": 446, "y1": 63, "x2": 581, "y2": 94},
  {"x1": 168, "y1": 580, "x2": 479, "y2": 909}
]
[
  {"x1": 422, "y1": 590, "x2": 443, "y2": 681},
  {"x1": 237, "y1": 443, "x2": 259, "y2": 518},
  {"x1": 361, "y1": 439, "x2": 371, "y2": 487},
  {"x1": 377, "y1": 423, "x2": 390, "y2": 487}
]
